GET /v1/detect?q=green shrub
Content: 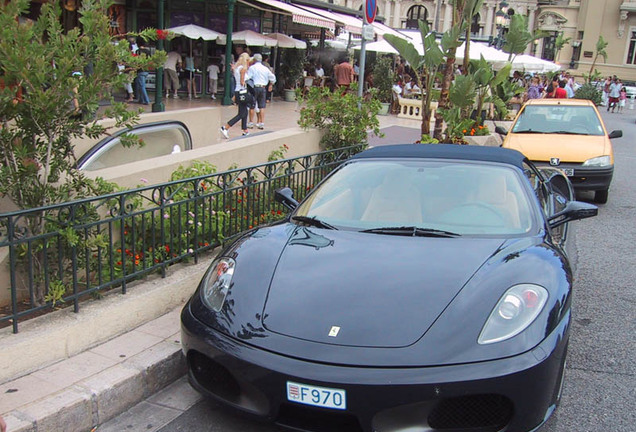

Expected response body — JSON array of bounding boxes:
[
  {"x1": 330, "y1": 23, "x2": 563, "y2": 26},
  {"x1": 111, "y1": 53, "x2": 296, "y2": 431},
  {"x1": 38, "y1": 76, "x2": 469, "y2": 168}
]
[
  {"x1": 297, "y1": 84, "x2": 382, "y2": 150},
  {"x1": 574, "y1": 83, "x2": 602, "y2": 106}
]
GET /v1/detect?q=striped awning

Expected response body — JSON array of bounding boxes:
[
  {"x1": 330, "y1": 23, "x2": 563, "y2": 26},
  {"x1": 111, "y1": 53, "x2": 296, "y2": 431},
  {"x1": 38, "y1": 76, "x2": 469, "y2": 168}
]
[
  {"x1": 243, "y1": 0, "x2": 335, "y2": 31},
  {"x1": 295, "y1": 5, "x2": 364, "y2": 35}
]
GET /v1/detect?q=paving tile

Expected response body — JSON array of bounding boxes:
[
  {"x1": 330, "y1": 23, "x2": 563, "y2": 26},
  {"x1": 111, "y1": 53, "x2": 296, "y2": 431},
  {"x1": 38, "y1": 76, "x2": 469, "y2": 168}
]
[
  {"x1": 0, "y1": 374, "x2": 63, "y2": 414},
  {"x1": 77, "y1": 364, "x2": 145, "y2": 425},
  {"x1": 31, "y1": 351, "x2": 118, "y2": 388},
  {"x1": 1, "y1": 412, "x2": 35, "y2": 432},
  {"x1": 94, "y1": 400, "x2": 181, "y2": 432},
  {"x1": 147, "y1": 376, "x2": 202, "y2": 411},
  {"x1": 136, "y1": 308, "x2": 182, "y2": 339},
  {"x1": 18, "y1": 386, "x2": 93, "y2": 432},
  {"x1": 89, "y1": 329, "x2": 164, "y2": 362}
]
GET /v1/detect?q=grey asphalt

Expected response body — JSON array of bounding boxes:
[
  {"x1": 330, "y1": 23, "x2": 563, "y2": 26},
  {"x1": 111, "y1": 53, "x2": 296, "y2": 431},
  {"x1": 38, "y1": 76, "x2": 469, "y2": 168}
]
[{"x1": 99, "y1": 112, "x2": 636, "y2": 432}]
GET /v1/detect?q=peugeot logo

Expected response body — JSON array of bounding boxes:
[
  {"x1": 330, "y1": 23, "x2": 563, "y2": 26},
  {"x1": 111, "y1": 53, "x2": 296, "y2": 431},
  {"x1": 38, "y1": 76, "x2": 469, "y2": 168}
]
[{"x1": 550, "y1": 157, "x2": 560, "y2": 166}]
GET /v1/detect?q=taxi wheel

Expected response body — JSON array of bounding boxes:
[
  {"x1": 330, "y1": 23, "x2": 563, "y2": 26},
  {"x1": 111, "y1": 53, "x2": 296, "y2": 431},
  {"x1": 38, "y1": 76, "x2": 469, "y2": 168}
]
[{"x1": 594, "y1": 189, "x2": 609, "y2": 204}]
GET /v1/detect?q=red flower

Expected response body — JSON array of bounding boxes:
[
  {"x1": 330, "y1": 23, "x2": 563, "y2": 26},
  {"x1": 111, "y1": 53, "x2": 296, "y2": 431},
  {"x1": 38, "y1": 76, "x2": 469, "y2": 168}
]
[{"x1": 156, "y1": 29, "x2": 167, "y2": 40}]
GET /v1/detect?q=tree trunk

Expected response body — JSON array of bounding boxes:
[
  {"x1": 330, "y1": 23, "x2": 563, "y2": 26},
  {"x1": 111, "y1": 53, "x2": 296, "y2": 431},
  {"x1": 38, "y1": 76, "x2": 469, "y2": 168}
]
[
  {"x1": 433, "y1": 48, "x2": 458, "y2": 141},
  {"x1": 463, "y1": 28, "x2": 471, "y2": 74}
]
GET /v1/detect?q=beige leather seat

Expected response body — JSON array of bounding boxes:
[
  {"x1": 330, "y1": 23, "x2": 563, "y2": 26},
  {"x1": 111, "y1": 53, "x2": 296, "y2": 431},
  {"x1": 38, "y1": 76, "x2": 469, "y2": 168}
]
[
  {"x1": 475, "y1": 175, "x2": 521, "y2": 229},
  {"x1": 361, "y1": 171, "x2": 423, "y2": 225}
]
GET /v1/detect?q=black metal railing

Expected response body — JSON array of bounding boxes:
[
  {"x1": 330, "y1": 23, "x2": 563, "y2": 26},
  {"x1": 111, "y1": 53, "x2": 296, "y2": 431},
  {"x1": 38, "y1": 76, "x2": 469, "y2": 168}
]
[{"x1": 0, "y1": 144, "x2": 364, "y2": 333}]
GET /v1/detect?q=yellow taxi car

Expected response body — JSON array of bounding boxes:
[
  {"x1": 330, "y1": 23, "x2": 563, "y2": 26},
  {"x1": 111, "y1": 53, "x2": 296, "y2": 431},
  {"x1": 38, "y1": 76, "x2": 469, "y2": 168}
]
[{"x1": 497, "y1": 98, "x2": 622, "y2": 203}]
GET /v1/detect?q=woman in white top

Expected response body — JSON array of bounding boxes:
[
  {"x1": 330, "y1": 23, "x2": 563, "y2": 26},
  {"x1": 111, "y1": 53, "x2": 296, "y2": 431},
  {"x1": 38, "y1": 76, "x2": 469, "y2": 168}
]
[{"x1": 220, "y1": 53, "x2": 252, "y2": 138}]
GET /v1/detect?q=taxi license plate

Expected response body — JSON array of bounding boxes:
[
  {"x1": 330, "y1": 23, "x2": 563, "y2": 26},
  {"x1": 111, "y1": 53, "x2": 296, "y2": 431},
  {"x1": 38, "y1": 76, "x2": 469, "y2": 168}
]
[
  {"x1": 562, "y1": 168, "x2": 574, "y2": 176},
  {"x1": 286, "y1": 381, "x2": 346, "y2": 410}
]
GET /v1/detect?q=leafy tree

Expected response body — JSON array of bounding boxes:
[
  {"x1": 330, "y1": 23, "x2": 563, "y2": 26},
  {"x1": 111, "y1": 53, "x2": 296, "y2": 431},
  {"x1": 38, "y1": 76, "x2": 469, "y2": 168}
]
[
  {"x1": 554, "y1": 32, "x2": 572, "y2": 63},
  {"x1": 372, "y1": 55, "x2": 395, "y2": 103},
  {"x1": 461, "y1": 0, "x2": 485, "y2": 74},
  {"x1": 588, "y1": 36, "x2": 608, "y2": 82},
  {"x1": 385, "y1": 20, "x2": 461, "y2": 138},
  {"x1": 297, "y1": 84, "x2": 381, "y2": 150},
  {"x1": 502, "y1": 14, "x2": 535, "y2": 61},
  {"x1": 0, "y1": 0, "x2": 166, "y2": 233}
]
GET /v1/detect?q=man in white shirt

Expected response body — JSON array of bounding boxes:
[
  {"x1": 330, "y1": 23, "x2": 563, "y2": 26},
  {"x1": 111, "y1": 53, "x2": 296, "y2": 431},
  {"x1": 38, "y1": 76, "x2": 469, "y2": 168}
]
[
  {"x1": 207, "y1": 61, "x2": 220, "y2": 99},
  {"x1": 164, "y1": 49, "x2": 181, "y2": 98},
  {"x1": 245, "y1": 53, "x2": 276, "y2": 129}
]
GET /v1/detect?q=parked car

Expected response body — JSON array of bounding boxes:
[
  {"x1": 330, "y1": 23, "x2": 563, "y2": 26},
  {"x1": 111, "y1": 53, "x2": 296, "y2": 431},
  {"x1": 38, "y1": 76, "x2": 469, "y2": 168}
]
[
  {"x1": 181, "y1": 144, "x2": 597, "y2": 432},
  {"x1": 77, "y1": 121, "x2": 192, "y2": 171},
  {"x1": 497, "y1": 98, "x2": 622, "y2": 203}
]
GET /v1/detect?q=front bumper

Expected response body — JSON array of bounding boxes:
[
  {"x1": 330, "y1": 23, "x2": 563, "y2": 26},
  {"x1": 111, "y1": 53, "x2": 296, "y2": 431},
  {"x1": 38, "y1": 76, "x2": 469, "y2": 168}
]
[
  {"x1": 536, "y1": 163, "x2": 613, "y2": 192},
  {"x1": 181, "y1": 302, "x2": 570, "y2": 432}
]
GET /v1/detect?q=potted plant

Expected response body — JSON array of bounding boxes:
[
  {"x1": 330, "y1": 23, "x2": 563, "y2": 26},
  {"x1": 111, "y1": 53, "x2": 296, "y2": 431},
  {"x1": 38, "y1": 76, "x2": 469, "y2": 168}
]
[
  {"x1": 372, "y1": 55, "x2": 395, "y2": 115},
  {"x1": 279, "y1": 49, "x2": 305, "y2": 101}
]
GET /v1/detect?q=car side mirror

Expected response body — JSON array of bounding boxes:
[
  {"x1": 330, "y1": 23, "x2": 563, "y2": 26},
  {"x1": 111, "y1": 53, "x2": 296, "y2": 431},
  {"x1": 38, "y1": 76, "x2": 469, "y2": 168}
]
[
  {"x1": 495, "y1": 126, "x2": 508, "y2": 135},
  {"x1": 274, "y1": 187, "x2": 299, "y2": 211},
  {"x1": 548, "y1": 200, "x2": 598, "y2": 229},
  {"x1": 608, "y1": 130, "x2": 622, "y2": 139}
]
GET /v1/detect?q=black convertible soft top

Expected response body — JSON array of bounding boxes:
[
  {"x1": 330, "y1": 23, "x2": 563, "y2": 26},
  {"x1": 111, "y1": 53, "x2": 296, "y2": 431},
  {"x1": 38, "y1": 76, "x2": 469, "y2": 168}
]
[{"x1": 352, "y1": 144, "x2": 526, "y2": 169}]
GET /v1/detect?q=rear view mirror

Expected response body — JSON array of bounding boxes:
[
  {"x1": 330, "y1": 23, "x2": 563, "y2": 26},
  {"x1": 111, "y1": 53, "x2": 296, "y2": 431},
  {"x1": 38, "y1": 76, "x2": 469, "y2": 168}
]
[
  {"x1": 274, "y1": 187, "x2": 299, "y2": 211},
  {"x1": 495, "y1": 126, "x2": 508, "y2": 135},
  {"x1": 608, "y1": 130, "x2": 622, "y2": 139},
  {"x1": 548, "y1": 201, "x2": 598, "y2": 229}
]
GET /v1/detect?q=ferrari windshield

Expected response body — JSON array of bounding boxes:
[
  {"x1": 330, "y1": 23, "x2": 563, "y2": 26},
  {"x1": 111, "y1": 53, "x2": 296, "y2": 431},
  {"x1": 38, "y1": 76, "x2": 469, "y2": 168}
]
[
  {"x1": 511, "y1": 105, "x2": 604, "y2": 136},
  {"x1": 294, "y1": 159, "x2": 535, "y2": 236}
]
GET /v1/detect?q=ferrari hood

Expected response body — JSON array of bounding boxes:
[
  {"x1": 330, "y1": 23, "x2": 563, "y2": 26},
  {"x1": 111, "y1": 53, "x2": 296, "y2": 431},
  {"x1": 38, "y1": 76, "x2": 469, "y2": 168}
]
[{"x1": 262, "y1": 226, "x2": 504, "y2": 348}]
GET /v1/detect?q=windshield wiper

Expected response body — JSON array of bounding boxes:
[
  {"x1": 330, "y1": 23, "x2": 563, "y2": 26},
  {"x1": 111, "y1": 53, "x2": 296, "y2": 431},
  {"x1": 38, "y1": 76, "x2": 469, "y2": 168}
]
[
  {"x1": 360, "y1": 226, "x2": 460, "y2": 237},
  {"x1": 513, "y1": 129, "x2": 549, "y2": 134},
  {"x1": 291, "y1": 215, "x2": 338, "y2": 230},
  {"x1": 551, "y1": 130, "x2": 590, "y2": 135}
]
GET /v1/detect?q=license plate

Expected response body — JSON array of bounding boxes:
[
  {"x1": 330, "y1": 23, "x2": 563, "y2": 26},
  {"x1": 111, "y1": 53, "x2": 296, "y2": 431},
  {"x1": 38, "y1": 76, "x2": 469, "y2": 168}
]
[
  {"x1": 286, "y1": 381, "x2": 346, "y2": 410},
  {"x1": 562, "y1": 168, "x2": 574, "y2": 176}
]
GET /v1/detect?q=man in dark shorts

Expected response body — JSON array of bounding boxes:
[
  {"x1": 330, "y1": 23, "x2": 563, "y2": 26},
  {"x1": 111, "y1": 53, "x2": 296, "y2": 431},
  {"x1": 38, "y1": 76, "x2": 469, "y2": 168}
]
[{"x1": 246, "y1": 53, "x2": 276, "y2": 129}]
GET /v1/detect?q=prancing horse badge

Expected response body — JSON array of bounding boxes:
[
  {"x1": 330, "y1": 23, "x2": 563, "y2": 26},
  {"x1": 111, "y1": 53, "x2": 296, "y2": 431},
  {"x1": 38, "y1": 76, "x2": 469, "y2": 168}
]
[{"x1": 328, "y1": 326, "x2": 341, "y2": 337}]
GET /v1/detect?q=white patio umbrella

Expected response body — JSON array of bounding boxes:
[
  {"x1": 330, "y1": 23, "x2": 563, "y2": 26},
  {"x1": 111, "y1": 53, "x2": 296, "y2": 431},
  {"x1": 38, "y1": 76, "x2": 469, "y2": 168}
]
[
  {"x1": 165, "y1": 24, "x2": 223, "y2": 41},
  {"x1": 217, "y1": 30, "x2": 278, "y2": 47},
  {"x1": 509, "y1": 54, "x2": 562, "y2": 74},
  {"x1": 356, "y1": 39, "x2": 424, "y2": 55},
  {"x1": 266, "y1": 33, "x2": 306, "y2": 49}
]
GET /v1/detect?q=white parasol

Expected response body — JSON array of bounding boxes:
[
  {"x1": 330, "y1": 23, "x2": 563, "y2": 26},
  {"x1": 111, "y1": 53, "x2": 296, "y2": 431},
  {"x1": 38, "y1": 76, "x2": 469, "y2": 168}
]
[
  {"x1": 217, "y1": 30, "x2": 278, "y2": 47},
  {"x1": 266, "y1": 33, "x2": 307, "y2": 49}
]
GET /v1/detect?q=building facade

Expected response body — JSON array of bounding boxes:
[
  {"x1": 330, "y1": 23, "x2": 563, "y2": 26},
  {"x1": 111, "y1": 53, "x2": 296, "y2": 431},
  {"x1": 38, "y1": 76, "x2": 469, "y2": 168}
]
[{"x1": 329, "y1": 0, "x2": 636, "y2": 79}]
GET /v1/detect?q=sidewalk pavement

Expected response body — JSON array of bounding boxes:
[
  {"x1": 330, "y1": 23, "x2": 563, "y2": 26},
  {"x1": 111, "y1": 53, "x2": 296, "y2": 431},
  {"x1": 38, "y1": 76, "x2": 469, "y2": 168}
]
[{"x1": 0, "y1": 97, "x2": 422, "y2": 432}]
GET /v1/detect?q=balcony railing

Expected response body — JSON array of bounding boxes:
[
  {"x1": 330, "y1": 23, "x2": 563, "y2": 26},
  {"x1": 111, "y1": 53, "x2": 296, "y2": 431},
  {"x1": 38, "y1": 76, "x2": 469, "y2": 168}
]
[{"x1": 0, "y1": 144, "x2": 365, "y2": 333}]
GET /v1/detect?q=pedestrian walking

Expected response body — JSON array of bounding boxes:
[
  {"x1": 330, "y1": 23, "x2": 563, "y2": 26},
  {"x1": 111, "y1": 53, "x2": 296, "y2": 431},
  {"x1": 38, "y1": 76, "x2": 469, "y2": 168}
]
[
  {"x1": 246, "y1": 53, "x2": 276, "y2": 130},
  {"x1": 334, "y1": 55, "x2": 354, "y2": 93},
  {"x1": 602, "y1": 76, "x2": 611, "y2": 107},
  {"x1": 220, "y1": 52, "x2": 252, "y2": 139},
  {"x1": 183, "y1": 53, "x2": 199, "y2": 99},
  {"x1": 608, "y1": 78, "x2": 621, "y2": 112},
  {"x1": 207, "y1": 61, "x2": 220, "y2": 100},
  {"x1": 618, "y1": 85, "x2": 627, "y2": 113},
  {"x1": 163, "y1": 48, "x2": 181, "y2": 99}
]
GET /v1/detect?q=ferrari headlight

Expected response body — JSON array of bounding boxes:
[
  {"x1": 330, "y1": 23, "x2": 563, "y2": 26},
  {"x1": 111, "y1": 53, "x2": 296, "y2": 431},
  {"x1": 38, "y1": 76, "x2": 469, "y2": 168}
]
[
  {"x1": 200, "y1": 257, "x2": 235, "y2": 312},
  {"x1": 582, "y1": 156, "x2": 611, "y2": 167},
  {"x1": 478, "y1": 284, "x2": 548, "y2": 345}
]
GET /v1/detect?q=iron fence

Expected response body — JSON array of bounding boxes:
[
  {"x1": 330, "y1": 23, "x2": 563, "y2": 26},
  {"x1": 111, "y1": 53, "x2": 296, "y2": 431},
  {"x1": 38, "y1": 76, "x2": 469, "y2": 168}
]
[{"x1": 0, "y1": 144, "x2": 364, "y2": 333}]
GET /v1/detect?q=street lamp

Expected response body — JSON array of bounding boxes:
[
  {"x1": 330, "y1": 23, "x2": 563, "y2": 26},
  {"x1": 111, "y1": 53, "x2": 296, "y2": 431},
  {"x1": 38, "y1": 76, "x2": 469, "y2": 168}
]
[{"x1": 493, "y1": 1, "x2": 511, "y2": 49}]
